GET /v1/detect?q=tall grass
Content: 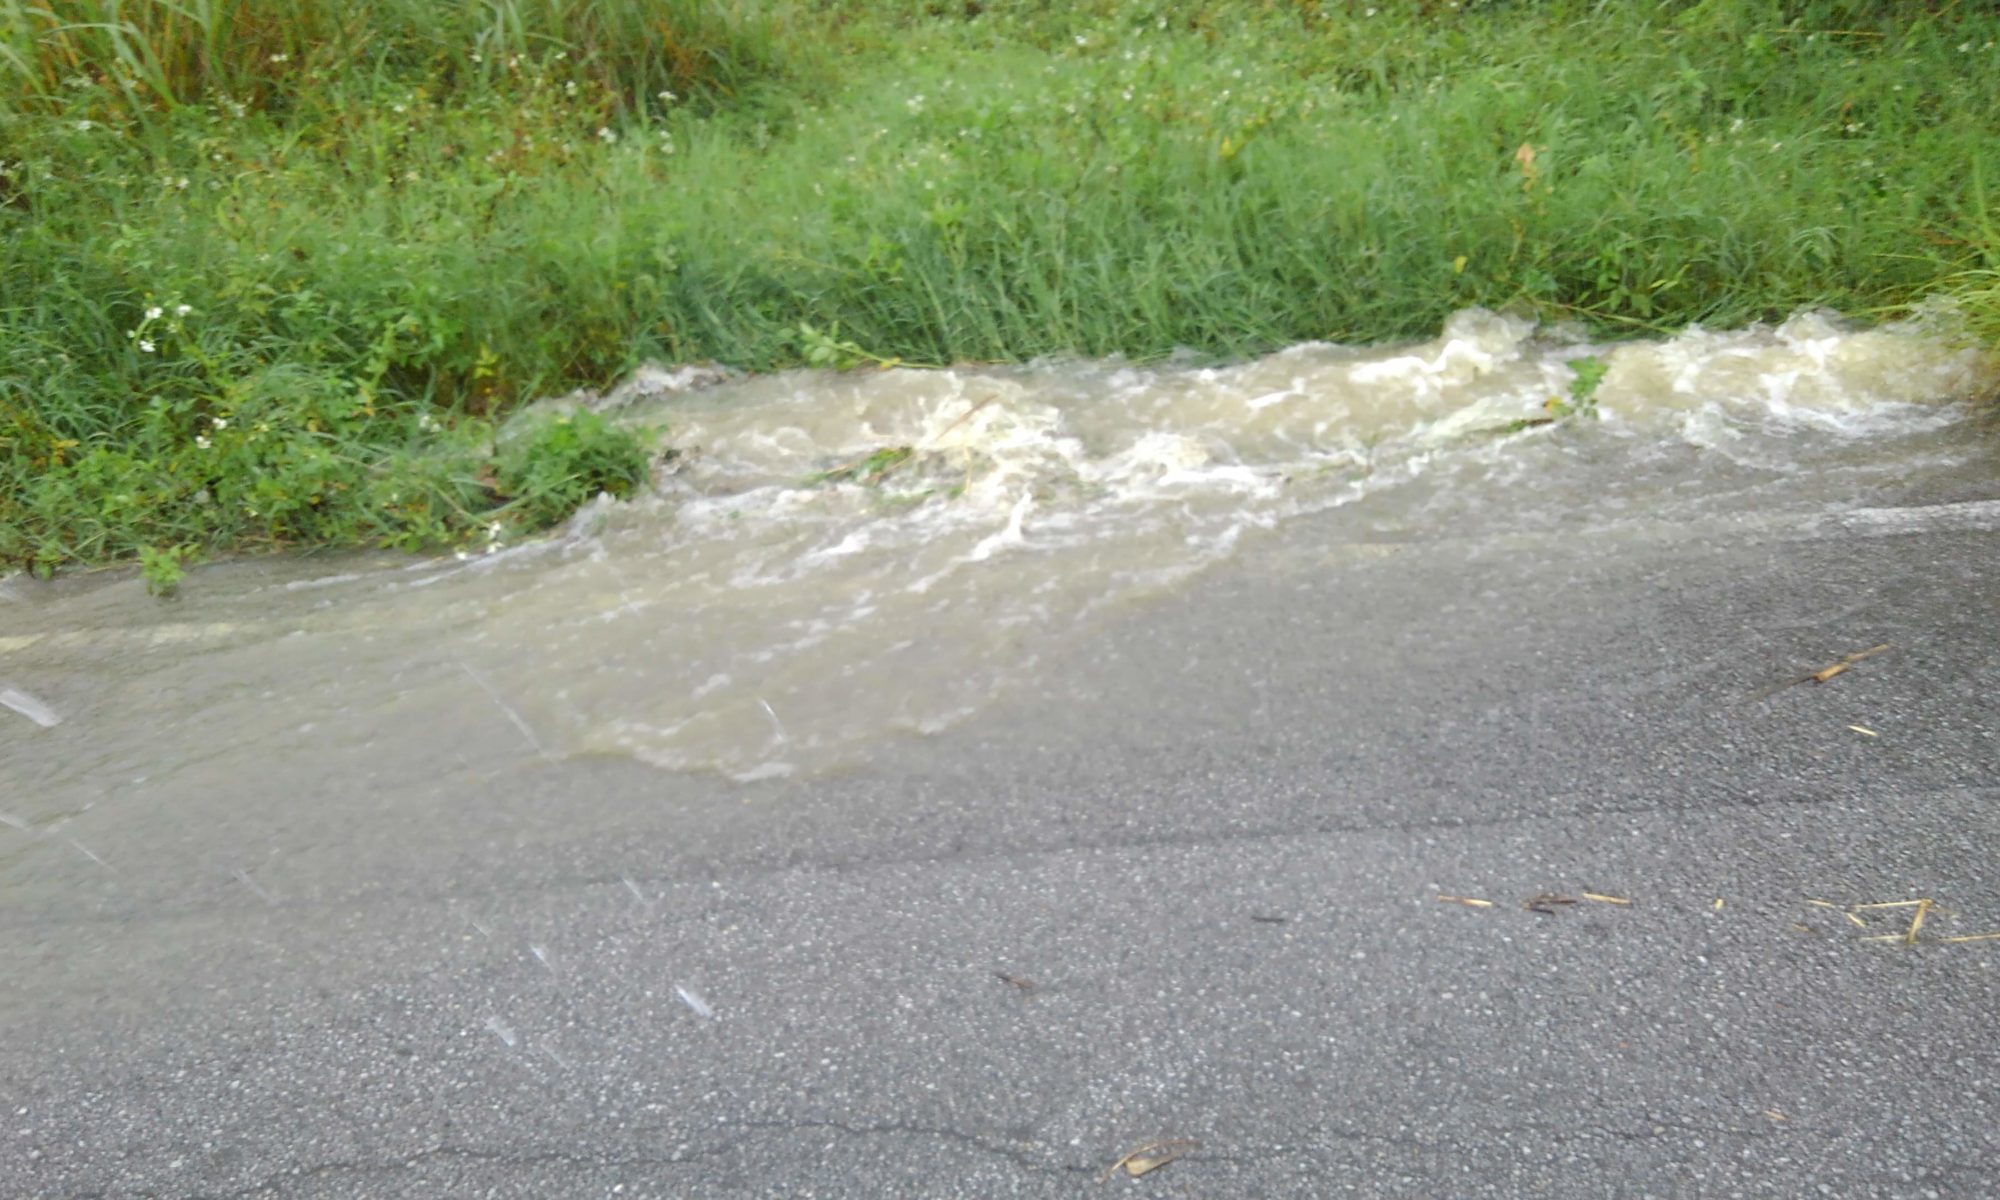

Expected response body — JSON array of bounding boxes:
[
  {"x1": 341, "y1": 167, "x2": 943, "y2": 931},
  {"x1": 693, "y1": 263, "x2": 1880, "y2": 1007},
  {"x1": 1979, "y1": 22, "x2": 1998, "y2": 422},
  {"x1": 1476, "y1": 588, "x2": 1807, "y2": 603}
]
[
  {"x1": 3, "y1": 0, "x2": 1998, "y2": 572},
  {"x1": 1, "y1": 0, "x2": 798, "y2": 119}
]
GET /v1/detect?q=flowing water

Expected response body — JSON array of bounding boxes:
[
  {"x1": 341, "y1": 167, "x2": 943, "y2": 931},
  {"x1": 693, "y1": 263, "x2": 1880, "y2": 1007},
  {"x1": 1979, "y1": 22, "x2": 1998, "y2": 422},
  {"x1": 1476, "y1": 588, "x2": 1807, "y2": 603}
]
[{"x1": 3, "y1": 309, "x2": 1996, "y2": 801}]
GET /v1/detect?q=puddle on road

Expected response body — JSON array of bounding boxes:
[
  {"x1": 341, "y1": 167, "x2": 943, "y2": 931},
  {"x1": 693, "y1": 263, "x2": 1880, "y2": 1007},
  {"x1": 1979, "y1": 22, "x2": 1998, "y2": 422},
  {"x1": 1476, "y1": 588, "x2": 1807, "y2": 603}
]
[{"x1": 4, "y1": 308, "x2": 1995, "y2": 792}]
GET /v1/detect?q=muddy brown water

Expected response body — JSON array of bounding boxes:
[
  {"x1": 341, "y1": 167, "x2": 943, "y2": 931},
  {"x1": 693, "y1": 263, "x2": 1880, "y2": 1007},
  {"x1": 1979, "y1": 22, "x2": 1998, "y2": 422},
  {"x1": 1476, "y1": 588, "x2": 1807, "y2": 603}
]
[{"x1": 3, "y1": 308, "x2": 1995, "y2": 814}]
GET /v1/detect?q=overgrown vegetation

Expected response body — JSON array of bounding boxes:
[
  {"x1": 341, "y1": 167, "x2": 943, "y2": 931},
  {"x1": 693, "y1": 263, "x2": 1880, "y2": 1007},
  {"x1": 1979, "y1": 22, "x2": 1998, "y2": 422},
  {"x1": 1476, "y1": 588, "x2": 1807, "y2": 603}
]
[{"x1": 4, "y1": 0, "x2": 1998, "y2": 574}]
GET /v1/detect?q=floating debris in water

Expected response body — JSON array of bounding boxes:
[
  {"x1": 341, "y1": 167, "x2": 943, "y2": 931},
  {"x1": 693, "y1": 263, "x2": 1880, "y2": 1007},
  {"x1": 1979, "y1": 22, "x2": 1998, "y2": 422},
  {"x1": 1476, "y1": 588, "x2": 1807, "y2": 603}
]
[
  {"x1": 0, "y1": 686, "x2": 60, "y2": 728},
  {"x1": 675, "y1": 985, "x2": 715, "y2": 1020},
  {"x1": 485, "y1": 1016, "x2": 517, "y2": 1047}
]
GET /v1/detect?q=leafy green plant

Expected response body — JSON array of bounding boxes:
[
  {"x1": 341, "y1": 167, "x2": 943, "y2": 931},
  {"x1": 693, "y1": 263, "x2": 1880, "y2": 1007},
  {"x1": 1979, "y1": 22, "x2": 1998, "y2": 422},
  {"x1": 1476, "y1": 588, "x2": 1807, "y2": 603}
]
[
  {"x1": 1548, "y1": 356, "x2": 1610, "y2": 420},
  {"x1": 137, "y1": 543, "x2": 188, "y2": 596},
  {"x1": 496, "y1": 412, "x2": 653, "y2": 528},
  {"x1": 799, "y1": 322, "x2": 913, "y2": 370}
]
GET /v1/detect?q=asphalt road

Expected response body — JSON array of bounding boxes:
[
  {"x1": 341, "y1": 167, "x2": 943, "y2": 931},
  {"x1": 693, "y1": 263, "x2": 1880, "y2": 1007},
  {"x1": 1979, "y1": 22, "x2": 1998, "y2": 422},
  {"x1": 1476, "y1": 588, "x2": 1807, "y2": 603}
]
[{"x1": 5, "y1": 480, "x2": 2000, "y2": 1198}]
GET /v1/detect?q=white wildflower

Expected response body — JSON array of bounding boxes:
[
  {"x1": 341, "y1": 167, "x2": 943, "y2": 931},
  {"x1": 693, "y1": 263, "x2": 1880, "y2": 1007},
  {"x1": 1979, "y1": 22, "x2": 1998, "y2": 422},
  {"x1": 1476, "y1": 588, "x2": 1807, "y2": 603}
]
[
  {"x1": 145, "y1": 306, "x2": 163, "y2": 320},
  {"x1": 138, "y1": 339, "x2": 156, "y2": 353},
  {"x1": 597, "y1": 126, "x2": 618, "y2": 143},
  {"x1": 195, "y1": 435, "x2": 211, "y2": 449},
  {"x1": 175, "y1": 304, "x2": 192, "y2": 317},
  {"x1": 657, "y1": 90, "x2": 677, "y2": 103},
  {"x1": 211, "y1": 418, "x2": 227, "y2": 430}
]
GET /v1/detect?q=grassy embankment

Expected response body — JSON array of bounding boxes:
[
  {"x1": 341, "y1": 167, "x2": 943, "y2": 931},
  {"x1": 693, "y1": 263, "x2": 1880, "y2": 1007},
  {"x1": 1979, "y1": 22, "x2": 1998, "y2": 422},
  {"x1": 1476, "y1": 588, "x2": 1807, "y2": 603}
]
[{"x1": 3, "y1": 0, "x2": 1998, "y2": 583}]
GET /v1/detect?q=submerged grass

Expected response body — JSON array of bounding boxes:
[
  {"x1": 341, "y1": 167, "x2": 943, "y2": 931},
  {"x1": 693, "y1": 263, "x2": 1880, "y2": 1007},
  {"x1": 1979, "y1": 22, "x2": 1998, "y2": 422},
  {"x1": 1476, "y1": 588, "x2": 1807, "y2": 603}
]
[{"x1": 4, "y1": 0, "x2": 1999, "y2": 572}]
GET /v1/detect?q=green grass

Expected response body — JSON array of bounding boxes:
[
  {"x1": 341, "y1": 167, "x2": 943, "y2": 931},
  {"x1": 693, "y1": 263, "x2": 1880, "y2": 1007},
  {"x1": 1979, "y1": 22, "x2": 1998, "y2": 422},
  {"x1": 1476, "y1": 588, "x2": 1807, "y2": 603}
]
[{"x1": 4, "y1": 0, "x2": 1999, "y2": 573}]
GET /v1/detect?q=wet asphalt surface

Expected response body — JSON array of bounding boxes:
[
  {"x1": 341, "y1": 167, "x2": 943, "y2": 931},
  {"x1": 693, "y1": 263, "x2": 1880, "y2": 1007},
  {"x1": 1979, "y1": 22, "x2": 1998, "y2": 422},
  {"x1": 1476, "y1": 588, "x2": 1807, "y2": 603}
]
[{"x1": 4, "y1": 483, "x2": 1999, "y2": 1198}]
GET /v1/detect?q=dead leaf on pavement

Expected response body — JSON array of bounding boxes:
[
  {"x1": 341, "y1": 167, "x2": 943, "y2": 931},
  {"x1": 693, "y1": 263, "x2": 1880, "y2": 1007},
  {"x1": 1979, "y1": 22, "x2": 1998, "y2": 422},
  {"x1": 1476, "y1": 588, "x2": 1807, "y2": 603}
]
[
  {"x1": 1102, "y1": 1138, "x2": 1198, "y2": 1182},
  {"x1": 1523, "y1": 893, "x2": 1579, "y2": 915}
]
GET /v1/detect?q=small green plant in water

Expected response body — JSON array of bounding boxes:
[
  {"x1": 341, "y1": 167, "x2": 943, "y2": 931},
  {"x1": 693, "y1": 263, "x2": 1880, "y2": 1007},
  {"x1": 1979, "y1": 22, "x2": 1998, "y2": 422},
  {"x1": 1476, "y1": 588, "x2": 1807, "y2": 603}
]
[
  {"x1": 138, "y1": 545, "x2": 189, "y2": 597},
  {"x1": 1567, "y1": 356, "x2": 1610, "y2": 415},
  {"x1": 1505, "y1": 355, "x2": 1609, "y2": 432},
  {"x1": 496, "y1": 412, "x2": 653, "y2": 529},
  {"x1": 1546, "y1": 356, "x2": 1610, "y2": 420}
]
